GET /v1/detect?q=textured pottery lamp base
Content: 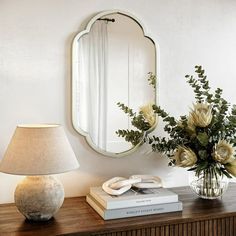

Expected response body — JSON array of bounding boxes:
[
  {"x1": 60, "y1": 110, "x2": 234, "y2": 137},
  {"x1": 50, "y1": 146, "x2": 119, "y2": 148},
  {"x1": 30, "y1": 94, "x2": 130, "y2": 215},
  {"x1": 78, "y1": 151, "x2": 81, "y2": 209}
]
[{"x1": 14, "y1": 176, "x2": 64, "y2": 221}]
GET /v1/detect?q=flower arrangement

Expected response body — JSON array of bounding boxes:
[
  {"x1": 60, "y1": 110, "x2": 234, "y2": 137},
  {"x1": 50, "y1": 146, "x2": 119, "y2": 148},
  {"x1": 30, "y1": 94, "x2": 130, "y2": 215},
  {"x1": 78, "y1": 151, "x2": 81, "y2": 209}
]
[
  {"x1": 116, "y1": 72, "x2": 157, "y2": 146},
  {"x1": 117, "y1": 66, "x2": 236, "y2": 198}
]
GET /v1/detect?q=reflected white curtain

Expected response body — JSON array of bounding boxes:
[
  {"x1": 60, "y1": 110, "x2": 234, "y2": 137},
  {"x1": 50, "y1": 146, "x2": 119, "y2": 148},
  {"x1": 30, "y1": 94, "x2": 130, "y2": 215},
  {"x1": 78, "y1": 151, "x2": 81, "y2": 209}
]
[{"x1": 78, "y1": 21, "x2": 108, "y2": 149}]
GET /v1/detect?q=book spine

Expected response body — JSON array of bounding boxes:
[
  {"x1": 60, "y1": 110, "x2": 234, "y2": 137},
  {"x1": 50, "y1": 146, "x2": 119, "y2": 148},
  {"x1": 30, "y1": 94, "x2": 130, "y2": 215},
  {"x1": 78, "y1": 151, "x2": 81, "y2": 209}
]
[
  {"x1": 86, "y1": 195, "x2": 182, "y2": 220},
  {"x1": 106, "y1": 202, "x2": 183, "y2": 220},
  {"x1": 90, "y1": 192, "x2": 178, "y2": 209},
  {"x1": 86, "y1": 195, "x2": 106, "y2": 219}
]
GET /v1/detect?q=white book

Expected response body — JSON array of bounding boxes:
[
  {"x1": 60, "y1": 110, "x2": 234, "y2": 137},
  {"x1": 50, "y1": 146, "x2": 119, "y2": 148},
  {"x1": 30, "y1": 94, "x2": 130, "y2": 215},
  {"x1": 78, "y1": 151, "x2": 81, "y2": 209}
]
[
  {"x1": 90, "y1": 187, "x2": 178, "y2": 209},
  {"x1": 86, "y1": 194, "x2": 182, "y2": 220}
]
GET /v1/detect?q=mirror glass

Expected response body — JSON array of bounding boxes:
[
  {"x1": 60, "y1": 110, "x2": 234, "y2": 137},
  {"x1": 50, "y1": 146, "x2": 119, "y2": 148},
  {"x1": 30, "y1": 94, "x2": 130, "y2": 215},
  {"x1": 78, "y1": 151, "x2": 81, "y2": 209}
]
[{"x1": 72, "y1": 11, "x2": 157, "y2": 157}]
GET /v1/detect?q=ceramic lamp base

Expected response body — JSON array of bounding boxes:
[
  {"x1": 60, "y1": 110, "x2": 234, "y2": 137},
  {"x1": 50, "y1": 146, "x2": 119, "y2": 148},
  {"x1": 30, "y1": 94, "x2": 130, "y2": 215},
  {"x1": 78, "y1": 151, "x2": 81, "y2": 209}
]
[{"x1": 14, "y1": 176, "x2": 64, "y2": 221}]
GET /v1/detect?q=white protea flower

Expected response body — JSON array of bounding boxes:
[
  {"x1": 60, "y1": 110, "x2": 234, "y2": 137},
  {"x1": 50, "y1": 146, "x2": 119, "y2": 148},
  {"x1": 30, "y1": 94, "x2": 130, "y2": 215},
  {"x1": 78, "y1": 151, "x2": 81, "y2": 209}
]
[
  {"x1": 212, "y1": 140, "x2": 235, "y2": 164},
  {"x1": 186, "y1": 117, "x2": 196, "y2": 132},
  {"x1": 225, "y1": 159, "x2": 236, "y2": 177},
  {"x1": 174, "y1": 146, "x2": 197, "y2": 167},
  {"x1": 188, "y1": 103, "x2": 212, "y2": 128},
  {"x1": 140, "y1": 102, "x2": 156, "y2": 127}
]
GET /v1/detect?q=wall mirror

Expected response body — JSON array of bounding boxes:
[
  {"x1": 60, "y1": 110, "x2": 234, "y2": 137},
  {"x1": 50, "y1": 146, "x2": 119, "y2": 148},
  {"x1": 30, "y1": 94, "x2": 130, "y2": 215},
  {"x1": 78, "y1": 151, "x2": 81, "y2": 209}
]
[{"x1": 72, "y1": 10, "x2": 158, "y2": 157}]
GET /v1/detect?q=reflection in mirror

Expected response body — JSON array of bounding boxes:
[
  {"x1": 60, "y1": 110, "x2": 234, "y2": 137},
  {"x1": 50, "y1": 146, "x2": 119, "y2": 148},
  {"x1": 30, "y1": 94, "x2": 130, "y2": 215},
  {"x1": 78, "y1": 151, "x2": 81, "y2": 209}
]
[{"x1": 72, "y1": 11, "x2": 157, "y2": 157}]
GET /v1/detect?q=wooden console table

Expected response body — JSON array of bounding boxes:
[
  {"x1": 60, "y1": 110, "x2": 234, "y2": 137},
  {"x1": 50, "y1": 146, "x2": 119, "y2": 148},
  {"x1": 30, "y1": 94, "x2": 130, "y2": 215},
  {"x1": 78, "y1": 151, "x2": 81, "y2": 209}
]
[{"x1": 0, "y1": 184, "x2": 236, "y2": 236}]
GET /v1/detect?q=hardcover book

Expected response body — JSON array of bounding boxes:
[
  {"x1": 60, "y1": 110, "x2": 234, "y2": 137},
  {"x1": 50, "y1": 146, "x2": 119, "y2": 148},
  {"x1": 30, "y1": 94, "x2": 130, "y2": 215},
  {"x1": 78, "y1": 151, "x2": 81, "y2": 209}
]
[
  {"x1": 90, "y1": 187, "x2": 178, "y2": 209},
  {"x1": 86, "y1": 194, "x2": 182, "y2": 220}
]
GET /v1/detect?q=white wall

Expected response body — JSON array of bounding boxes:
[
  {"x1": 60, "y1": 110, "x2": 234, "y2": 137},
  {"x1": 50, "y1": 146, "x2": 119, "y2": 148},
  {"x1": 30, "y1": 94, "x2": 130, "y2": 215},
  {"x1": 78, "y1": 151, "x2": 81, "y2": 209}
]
[{"x1": 1, "y1": 0, "x2": 236, "y2": 204}]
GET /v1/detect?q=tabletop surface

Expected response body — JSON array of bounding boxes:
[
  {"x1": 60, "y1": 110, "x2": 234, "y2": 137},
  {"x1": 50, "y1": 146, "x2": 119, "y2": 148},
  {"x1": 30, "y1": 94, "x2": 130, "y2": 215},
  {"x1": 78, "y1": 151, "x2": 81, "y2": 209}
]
[{"x1": 0, "y1": 183, "x2": 236, "y2": 235}]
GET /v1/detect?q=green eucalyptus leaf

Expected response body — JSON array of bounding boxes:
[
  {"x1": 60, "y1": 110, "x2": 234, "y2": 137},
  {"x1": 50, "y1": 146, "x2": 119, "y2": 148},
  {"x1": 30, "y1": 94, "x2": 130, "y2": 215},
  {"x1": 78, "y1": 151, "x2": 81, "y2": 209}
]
[
  {"x1": 187, "y1": 167, "x2": 197, "y2": 171},
  {"x1": 196, "y1": 161, "x2": 209, "y2": 171},
  {"x1": 197, "y1": 132, "x2": 209, "y2": 146},
  {"x1": 198, "y1": 150, "x2": 208, "y2": 160}
]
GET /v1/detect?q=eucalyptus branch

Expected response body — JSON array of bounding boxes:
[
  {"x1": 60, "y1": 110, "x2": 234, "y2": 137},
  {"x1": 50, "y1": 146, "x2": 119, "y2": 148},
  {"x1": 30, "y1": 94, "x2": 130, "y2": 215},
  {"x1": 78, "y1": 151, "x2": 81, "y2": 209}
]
[
  {"x1": 116, "y1": 66, "x2": 236, "y2": 179},
  {"x1": 147, "y1": 72, "x2": 156, "y2": 89},
  {"x1": 116, "y1": 129, "x2": 143, "y2": 146}
]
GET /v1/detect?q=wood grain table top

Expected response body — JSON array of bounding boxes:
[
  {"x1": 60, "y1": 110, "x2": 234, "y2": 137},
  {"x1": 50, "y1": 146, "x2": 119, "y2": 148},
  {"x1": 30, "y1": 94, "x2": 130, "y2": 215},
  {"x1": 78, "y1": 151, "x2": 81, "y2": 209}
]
[{"x1": 0, "y1": 183, "x2": 236, "y2": 236}]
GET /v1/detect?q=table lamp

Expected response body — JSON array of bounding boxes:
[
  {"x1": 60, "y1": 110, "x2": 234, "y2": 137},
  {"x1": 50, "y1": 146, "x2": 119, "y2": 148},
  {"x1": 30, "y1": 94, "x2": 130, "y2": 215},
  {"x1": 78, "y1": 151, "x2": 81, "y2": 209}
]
[{"x1": 0, "y1": 124, "x2": 79, "y2": 221}]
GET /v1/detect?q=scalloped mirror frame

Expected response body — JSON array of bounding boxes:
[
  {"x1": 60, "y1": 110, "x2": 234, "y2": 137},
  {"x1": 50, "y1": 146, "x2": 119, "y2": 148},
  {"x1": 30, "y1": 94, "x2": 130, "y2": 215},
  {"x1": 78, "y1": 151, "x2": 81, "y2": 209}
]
[{"x1": 72, "y1": 10, "x2": 160, "y2": 157}]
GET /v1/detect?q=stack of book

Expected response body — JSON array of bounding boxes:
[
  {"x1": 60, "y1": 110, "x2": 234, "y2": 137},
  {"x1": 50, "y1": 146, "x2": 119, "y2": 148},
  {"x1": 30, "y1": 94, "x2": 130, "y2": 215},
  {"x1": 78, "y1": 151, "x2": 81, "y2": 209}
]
[{"x1": 86, "y1": 187, "x2": 182, "y2": 220}]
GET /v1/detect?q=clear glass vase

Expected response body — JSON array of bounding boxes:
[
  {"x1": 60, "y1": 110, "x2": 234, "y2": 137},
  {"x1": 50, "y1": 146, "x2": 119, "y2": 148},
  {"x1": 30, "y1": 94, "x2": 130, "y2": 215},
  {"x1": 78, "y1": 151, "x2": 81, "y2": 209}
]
[{"x1": 189, "y1": 166, "x2": 229, "y2": 199}]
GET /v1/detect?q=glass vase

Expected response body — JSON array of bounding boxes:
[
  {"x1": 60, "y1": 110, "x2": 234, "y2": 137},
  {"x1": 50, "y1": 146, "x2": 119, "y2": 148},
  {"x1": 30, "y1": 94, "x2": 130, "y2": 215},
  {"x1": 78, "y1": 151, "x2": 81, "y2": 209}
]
[{"x1": 189, "y1": 166, "x2": 229, "y2": 199}]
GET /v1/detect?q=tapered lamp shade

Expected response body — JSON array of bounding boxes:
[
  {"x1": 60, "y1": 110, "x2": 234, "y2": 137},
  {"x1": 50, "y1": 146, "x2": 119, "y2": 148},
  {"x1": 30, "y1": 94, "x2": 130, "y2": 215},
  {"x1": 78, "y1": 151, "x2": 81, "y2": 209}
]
[
  {"x1": 0, "y1": 124, "x2": 79, "y2": 175},
  {"x1": 0, "y1": 124, "x2": 79, "y2": 221}
]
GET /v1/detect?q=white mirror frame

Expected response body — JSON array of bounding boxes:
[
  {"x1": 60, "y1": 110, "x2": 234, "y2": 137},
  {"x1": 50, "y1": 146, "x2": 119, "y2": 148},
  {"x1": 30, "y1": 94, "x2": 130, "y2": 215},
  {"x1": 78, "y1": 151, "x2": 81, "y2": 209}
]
[{"x1": 72, "y1": 10, "x2": 160, "y2": 157}]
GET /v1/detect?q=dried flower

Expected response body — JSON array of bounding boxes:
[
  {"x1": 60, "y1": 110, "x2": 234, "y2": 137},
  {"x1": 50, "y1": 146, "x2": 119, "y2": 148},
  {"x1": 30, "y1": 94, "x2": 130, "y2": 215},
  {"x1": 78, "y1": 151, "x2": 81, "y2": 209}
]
[
  {"x1": 188, "y1": 103, "x2": 212, "y2": 128},
  {"x1": 174, "y1": 146, "x2": 197, "y2": 167},
  {"x1": 140, "y1": 102, "x2": 156, "y2": 127},
  {"x1": 212, "y1": 140, "x2": 235, "y2": 164},
  {"x1": 186, "y1": 117, "x2": 196, "y2": 133}
]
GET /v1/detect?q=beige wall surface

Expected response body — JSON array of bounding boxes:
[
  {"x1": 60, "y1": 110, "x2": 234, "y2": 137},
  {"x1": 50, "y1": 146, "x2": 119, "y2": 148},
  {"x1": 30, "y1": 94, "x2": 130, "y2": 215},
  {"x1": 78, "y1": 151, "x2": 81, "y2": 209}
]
[{"x1": 1, "y1": 0, "x2": 236, "y2": 203}]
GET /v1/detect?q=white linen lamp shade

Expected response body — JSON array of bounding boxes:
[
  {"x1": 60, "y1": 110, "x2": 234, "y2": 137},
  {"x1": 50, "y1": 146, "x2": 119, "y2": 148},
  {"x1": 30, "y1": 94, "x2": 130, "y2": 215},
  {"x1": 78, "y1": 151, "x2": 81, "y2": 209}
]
[{"x1": 0, "y1": 124, "x2": 79, "y2": 221}]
